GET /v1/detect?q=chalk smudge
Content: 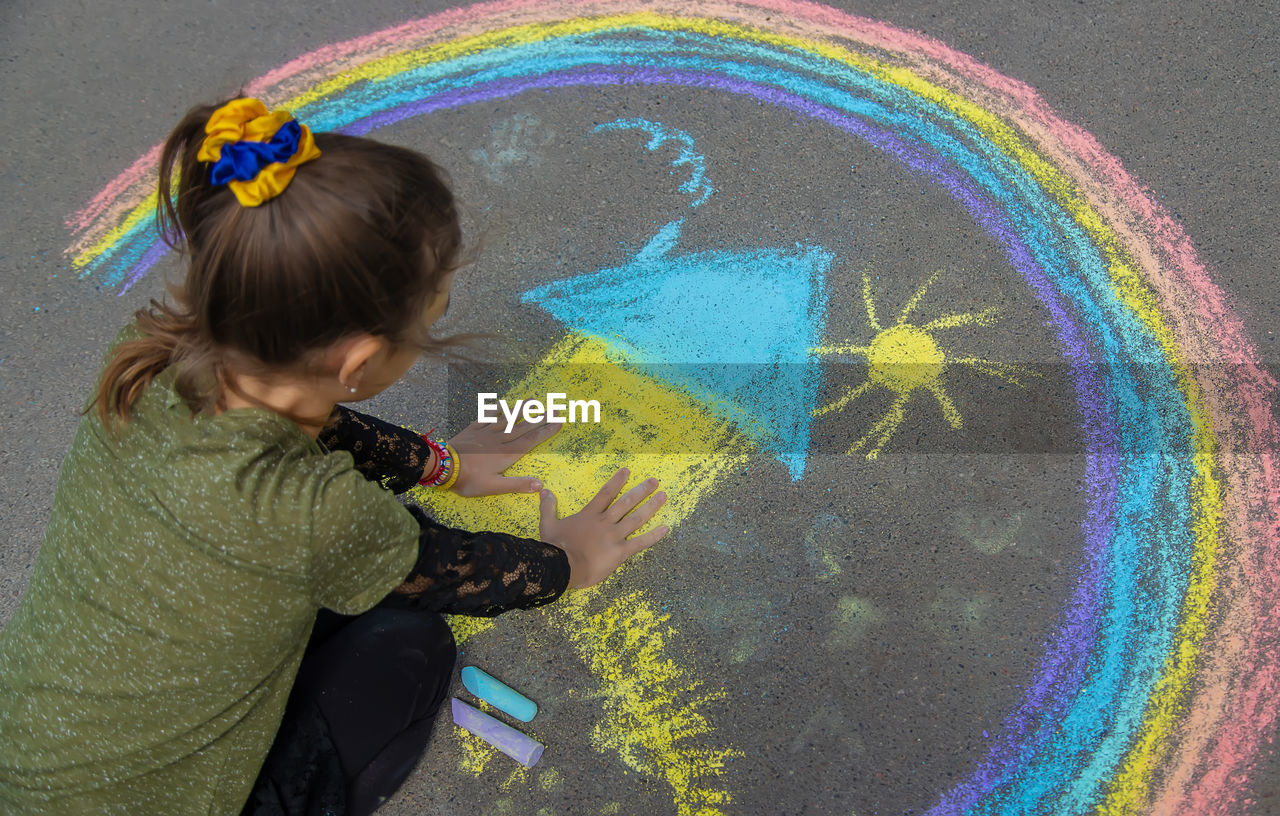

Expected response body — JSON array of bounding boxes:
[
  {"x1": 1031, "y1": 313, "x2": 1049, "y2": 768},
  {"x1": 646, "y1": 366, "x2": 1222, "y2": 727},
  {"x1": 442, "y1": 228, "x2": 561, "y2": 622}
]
[
  {"x1": 955, "y1": 509, "x2": 1025, "y2": 556},
  {"x1": 472, "y1": 112, "x2": 553, "y2": 181}
]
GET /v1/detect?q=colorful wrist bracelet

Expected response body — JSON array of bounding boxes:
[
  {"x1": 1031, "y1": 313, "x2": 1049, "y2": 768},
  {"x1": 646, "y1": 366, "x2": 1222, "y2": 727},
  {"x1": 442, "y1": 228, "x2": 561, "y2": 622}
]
[
  {"x1": 419, "y1": 433, "x2": 448, "y2": 486},
  {"x1": 437, "y1": 444, "x2": 461, "y2": 491},
  {"x1": 418, "y1": 434, "x2": 461, "y2": 490}
]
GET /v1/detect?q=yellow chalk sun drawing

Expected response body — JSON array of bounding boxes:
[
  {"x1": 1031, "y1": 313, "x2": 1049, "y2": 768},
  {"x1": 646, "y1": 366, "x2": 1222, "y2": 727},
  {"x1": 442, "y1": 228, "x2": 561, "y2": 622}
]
[{"x1": 814, "y1": 269, "x2": 1036, "y2": 459}]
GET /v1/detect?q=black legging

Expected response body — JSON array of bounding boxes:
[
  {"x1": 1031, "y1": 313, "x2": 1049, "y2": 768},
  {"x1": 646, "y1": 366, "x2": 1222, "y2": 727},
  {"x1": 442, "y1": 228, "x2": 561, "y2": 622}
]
[{"x1": 242, "y1": 607, "x2": 456, "y2": 816}]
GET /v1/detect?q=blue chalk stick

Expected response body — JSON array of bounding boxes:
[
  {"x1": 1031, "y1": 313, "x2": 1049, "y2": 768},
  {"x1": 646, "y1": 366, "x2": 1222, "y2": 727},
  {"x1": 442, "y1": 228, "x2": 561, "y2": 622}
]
[
  {"x1": 460, "y1": 665, "x2": 538, "y2": 722},
  {"x1": 451, "y1": 698, "x2": 544, "y2": 767}
]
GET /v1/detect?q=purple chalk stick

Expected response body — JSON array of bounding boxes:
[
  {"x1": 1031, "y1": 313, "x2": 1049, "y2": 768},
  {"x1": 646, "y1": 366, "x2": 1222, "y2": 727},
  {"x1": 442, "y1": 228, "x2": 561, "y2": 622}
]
[{"x1": 450, "y1": 698, "x2": 544, "y2": 767}]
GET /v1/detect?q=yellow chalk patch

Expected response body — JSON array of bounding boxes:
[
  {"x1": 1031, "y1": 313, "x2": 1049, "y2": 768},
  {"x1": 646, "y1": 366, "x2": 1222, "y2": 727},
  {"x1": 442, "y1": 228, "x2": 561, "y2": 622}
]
[
  {"x1": 499, "y1": 766, "x2": 530, "y2": 791},
  {"x1": 825, "y1": 596, "x2": 879, "y2": 651},
  {"x1": 446, "y1": 614, "x2": 500, "y2": 645},
  {"x1": 561, "y1": 589, "x2": 742, "y2": 816},
  {"x1": 866, "y1": 324, "x2": 945, "y2": 393},
  {"x1": 456, "y1": 729, "x2": 499, "y2": 776},
  {"x1": 416, "y1": 332, "x2": 749, "y2": 539},
  {"x1": 538, "y1": 767, "x2": 563, "y2": 792},
  {"x1": 414, "y1": 332, "x2": 747, "y2": 813}
]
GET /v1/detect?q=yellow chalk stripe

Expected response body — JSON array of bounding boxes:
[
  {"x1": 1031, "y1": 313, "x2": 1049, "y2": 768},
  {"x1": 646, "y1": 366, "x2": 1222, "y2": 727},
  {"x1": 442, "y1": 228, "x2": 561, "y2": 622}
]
[
  {"x1": 414, "y1": 332, "x2": 747, "y2": 813},
  {"x1": 74, "y1": 191, "x2": 159, "y2": 269},
  {"x1": 564, "y1": 590, "x2": 741, "y2": 816}
]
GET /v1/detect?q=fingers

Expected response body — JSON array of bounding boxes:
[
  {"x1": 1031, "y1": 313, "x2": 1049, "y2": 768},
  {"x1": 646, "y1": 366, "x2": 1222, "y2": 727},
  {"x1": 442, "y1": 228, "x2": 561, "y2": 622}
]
[
  {"x1": 584, "y1": 468, "x2": 629, "y2": 514},
  {"x1": 608, "y1": 478, "x2": 660, "y2": 523},
  {"x1": 538, "y1": 488, "x2": 559, "y2": 526},
  {"x1": 624, "y1": 524, "x2": 671, "y2": 557},
  {"x1": 621, "y1": 491, "x2": 666, "y2": 535},
  {"x1": 499, "y1": 417, "x2": 561, "y2": 444},
  {"x1": 497, "y1": 476, "x2": 543, "y2": 494}
]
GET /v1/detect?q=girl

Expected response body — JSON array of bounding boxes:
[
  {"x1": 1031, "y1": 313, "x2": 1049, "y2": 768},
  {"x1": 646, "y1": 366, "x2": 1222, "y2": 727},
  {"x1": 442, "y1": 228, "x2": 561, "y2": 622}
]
[{"x1": 0, "y1": 97, "x2": 669, "y2": 815}]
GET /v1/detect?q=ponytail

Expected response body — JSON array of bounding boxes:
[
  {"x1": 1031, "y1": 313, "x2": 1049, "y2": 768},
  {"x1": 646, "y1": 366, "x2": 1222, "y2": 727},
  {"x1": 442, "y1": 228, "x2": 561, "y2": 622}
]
[
  {"x1": 92, "y1": 301, "x2": 205, "y2": 426},
  {"x1": 91, "y1": 102, "x2": 226, "y2": 428},
  {"x1": 90, "y1": 96, "x2": 463, "y2": 429}
]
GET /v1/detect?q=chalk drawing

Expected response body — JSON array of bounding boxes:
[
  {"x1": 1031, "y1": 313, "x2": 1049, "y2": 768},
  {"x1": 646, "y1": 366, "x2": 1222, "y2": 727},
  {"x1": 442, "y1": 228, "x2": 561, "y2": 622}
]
[
  {"x1": 701, "y1": 590, "x2": 783, "y2": 665},
  {"x1": 472, "y1": 111, "x2": 553, "y2": 181},
  {"x1": 523, "y1": 217, "x2": 830, "y2": 481},
  {"x1": 538, "y1": 767, "x2": 563, "y2": 792},
  {"x1": 64, "y1": 2, "x2": 1279, "y2": 814},
  {"x1": 790, "y1": 701, "x2": 865, "y2": 763},
  {"x1": 593, "y1": 118, "x2": 715, "y2": 207},
  {"x1": 419, "y1": 332, "x2": 749, "y2": 812},
  {"x1": 814, "y1": 268, "x2": 1034, "y2": 459},
  {"x1": 927, "y1": 588, "x2": 993, "y2": 646}
]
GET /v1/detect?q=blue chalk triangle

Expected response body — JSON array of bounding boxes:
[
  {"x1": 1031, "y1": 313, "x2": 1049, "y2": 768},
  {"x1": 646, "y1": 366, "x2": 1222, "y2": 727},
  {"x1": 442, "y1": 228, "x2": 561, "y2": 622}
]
[{"x1": 522, "y1": 220, "x2": 830, "y2": 480}]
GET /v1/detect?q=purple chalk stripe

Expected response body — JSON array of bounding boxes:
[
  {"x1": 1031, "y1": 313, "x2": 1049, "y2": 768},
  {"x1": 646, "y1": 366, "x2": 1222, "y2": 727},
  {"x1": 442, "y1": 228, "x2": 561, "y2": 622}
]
[{"x1": 119, "y1": 238, "x2": 171, "y2": 295}]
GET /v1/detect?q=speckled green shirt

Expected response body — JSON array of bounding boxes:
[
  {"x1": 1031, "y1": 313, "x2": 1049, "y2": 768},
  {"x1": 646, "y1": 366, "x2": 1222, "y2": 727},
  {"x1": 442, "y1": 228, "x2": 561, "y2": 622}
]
[{"x1": 0, "y1": 357, "x2": 419, "y2": 814}]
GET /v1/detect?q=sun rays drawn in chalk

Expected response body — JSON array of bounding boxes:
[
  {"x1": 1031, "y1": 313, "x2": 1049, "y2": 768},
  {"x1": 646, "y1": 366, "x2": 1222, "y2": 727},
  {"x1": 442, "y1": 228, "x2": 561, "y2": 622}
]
[{"x1": 813, "y1": 269, "x2": 1037, "y2": 460}]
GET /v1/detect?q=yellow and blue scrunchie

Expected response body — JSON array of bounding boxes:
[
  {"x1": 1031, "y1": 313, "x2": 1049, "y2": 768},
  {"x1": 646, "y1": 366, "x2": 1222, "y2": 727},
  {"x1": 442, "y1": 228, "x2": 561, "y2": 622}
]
[{"x1": 196, "y1": 98, "x2": 321, "y2": 207}]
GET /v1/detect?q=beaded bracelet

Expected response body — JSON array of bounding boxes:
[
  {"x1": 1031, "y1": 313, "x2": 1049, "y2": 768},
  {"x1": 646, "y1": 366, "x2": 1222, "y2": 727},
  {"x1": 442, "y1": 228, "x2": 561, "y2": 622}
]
[
  {"x1": 418, "y1": 433, "x2": 461, "y2": 490},
  {"x1": 418, "y1": 431, "x2": 443, "y2": 484},
  {"x1": 436, "y1": 444, "x2": 461, "y2": 491}
]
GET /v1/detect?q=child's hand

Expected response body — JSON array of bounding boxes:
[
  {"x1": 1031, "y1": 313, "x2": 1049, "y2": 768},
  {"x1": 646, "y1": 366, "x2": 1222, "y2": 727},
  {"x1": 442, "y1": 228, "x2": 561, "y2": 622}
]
[
  {"x1": 447, "y1": 419, "x2": 560, "y2": 497},
  {"x1": 538, "y1": 468, "x2": 670, "y2": 589}
]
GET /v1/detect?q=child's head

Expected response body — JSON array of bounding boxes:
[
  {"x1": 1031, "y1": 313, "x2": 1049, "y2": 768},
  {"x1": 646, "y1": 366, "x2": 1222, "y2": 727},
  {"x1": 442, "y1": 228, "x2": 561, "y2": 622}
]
[{"x1": 95, "y1": 97, "x2": 463, "y2": 425}]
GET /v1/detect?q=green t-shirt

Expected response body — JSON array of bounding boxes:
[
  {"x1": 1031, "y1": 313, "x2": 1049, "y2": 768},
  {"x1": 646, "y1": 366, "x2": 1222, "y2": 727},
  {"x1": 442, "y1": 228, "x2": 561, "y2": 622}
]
[{"x1": 0, "y1": 354, "x2": 419, "y2": 814}]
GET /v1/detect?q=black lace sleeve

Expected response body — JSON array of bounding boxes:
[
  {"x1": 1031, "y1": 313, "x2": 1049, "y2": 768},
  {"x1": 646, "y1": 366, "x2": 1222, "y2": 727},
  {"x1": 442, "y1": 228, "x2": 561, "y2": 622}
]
[
  {"x1": 317, "y1": 405, "x2": 432, "y2": 494},
  {"x1": 380, "y1": 505, "x2": 571, "y2": 617}
]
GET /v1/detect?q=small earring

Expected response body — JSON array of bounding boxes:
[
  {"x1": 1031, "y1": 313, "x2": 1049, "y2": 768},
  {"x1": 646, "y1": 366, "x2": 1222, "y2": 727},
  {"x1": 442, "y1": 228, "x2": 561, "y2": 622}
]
[{"x1": 349, "y1": 386, "x2": 358, "y2": 394}]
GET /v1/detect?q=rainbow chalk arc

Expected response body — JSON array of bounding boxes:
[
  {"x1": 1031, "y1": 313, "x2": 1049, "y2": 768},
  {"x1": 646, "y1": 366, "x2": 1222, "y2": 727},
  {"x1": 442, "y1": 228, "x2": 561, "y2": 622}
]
[{"x1": 66, "y1": 2, "x2": 1280, "y2": 814}]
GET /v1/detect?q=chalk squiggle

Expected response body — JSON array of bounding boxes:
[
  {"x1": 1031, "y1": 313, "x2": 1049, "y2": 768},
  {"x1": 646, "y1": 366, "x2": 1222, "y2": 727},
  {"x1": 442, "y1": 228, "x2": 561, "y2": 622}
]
[{"x1": 594, "y1": 117, "x2": 716, "y2": 207}]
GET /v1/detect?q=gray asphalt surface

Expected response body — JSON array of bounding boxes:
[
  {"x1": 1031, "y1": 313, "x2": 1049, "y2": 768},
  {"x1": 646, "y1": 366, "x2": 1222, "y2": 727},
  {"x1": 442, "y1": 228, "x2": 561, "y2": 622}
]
[{"x1": 0, "y1": 1, "x2": 1276, "y2": 814}]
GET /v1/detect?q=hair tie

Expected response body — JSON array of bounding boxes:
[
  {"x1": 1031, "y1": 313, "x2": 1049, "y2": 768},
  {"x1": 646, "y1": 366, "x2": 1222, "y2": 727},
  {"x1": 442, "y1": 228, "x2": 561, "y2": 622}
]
[{"x1": 196, "y1": 98, "x2": 321, "y2": 207}]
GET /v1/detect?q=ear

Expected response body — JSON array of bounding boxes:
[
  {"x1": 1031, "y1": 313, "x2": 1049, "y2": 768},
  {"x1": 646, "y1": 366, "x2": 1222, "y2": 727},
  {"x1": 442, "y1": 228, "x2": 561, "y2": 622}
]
[{"x1": 333, "y1": 335, "x2": 386, "y2": 391}]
